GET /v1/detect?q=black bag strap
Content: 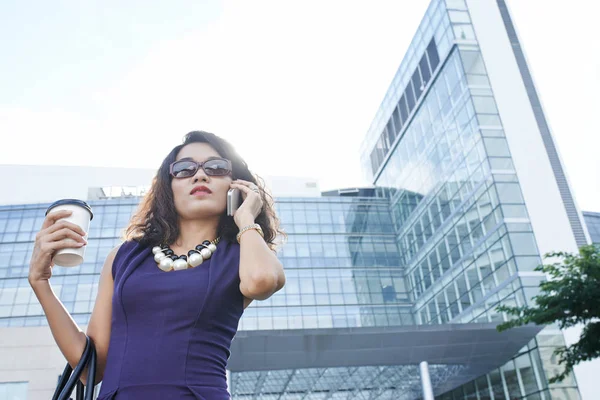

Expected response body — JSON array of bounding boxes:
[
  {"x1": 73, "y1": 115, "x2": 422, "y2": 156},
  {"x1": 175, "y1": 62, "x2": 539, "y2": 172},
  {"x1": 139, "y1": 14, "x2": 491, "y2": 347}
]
[
  {"x1": 80, "y1": 337, "x2": 97, "y2": 400},
  {"x1": 52, "y1": 336, "x2": 97, "y2": 400}
]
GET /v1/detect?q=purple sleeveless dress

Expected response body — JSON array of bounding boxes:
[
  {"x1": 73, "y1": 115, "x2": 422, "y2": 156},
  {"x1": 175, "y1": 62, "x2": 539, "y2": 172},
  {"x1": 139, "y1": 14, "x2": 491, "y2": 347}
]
[{"x1": 96, "y1": 239, "x2": 244, "y2": 399}]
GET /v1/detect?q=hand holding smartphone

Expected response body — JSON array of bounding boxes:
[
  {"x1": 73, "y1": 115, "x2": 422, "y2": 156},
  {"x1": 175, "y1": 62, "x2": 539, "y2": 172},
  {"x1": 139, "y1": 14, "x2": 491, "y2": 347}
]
[{"x1": 227, "y1": 188, "x2": 242, "y2": 216}]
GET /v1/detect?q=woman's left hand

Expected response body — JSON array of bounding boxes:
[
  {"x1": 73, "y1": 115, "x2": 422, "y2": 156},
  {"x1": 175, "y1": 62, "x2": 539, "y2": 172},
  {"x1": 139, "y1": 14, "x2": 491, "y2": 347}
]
[{"x1": 230, "y1": 179, "x2": 264, "y2": 228}]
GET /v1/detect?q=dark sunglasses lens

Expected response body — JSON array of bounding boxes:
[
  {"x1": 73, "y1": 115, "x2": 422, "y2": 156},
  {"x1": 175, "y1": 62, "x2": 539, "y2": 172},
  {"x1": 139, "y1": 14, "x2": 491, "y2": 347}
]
[
  {"x1": 171, "y1": 161, "x2": 198, "y2": 178},
  {"x1": 203, "y1": 159, "x2": 231, "y2": 176}
]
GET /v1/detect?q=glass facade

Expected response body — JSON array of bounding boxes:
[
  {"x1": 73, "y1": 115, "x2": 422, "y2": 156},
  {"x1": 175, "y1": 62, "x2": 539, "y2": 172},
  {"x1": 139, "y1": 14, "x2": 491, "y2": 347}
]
[
  {"x1": 0, "y1": 196, "x2": 407, "y2": 330},
  {"x1": 0, "y1": 200, "x2": 130, "y2": 327},
  {"x1": 241, "y1": 196, "x2": 413, "y2": 332},
  {"x1": 0, "y1": 195, "x2": 420, "y2": 399},
  {"x1": 0, "y1": 200, "x2": 584, "y2": 400},
  {"x1": 583, "y1": 212, "x2": 600, "y2": 244},
  {"x1": 359, "y1": 0, "x2": 581, "y2": 399}
]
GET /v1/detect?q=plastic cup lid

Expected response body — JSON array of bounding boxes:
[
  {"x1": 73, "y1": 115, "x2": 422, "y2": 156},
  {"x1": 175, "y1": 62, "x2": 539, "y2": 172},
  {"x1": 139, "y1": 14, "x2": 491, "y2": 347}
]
[{"x1": 46, "y1": 199, "x2": 94, "y2": 220}]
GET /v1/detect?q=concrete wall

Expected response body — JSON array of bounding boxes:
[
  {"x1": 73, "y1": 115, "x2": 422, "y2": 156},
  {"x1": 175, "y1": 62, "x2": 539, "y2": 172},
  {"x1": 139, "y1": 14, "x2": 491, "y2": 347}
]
[{"x1": 0, "y1": 326, "x2": 99, "y2": 399}]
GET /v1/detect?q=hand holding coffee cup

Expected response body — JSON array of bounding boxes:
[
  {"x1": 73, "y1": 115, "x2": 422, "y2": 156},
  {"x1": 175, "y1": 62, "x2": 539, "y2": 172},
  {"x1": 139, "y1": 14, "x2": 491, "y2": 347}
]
[
  {"x1": 44, "y1": 200, "x2": 93, "y2": 267},
  {"x1": 28, "y1": 200, "x2": 93, "y2": 286}
]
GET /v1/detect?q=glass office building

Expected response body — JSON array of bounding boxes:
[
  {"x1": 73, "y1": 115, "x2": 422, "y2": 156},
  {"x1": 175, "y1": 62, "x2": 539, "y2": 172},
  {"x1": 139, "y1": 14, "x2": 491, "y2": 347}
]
[
  {"x1": 0, "y1": 192, "x2": 561, "y2": 399},
  {"x1": 0, "y1": 194, "x2": 404, "y2": 330},
  {"x1": 0, "y1": 196, "x2": 589, "y2": 399},
  {"x1": 358, "y1": 0, "x2": 590, "y2": 398},
  {"x1": 1, "y1": 192, "x2": 431, "y2": 399}
]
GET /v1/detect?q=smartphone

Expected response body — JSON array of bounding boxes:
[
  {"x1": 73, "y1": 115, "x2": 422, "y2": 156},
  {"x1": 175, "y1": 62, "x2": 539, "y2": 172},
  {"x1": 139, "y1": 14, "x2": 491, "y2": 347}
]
[{"x1": 227, "y1": 188, "x2": 242, "y2": 216}]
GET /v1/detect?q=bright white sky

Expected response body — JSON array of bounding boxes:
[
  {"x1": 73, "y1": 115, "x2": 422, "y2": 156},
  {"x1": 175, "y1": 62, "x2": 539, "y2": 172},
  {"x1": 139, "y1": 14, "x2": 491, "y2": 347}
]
[{"x1": 0, "y1": 0, "x2": 598, "y2": 212}]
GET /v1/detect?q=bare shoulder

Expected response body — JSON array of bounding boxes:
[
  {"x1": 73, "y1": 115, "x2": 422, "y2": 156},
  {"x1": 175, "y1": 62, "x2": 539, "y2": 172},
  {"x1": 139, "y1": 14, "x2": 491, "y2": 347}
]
[
  {"x1": 106, "y1": 242, "x2": 130, "y2": 280},
  {"x1": 107, "y1": 244, "x2": 122, "y2": 262}
]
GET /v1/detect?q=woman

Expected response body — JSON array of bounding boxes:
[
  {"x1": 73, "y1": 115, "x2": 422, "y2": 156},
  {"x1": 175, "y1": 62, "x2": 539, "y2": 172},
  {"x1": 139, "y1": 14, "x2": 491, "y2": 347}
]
[{"x1": 28, "y1": 131, "x2": 286, "y2": 399}]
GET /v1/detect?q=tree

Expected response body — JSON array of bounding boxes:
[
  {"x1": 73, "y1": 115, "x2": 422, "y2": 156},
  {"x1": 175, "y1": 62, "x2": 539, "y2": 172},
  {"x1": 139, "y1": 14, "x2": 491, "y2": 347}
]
[{"x1": 496, "y1": 244, "x2": 600, "y2": 383}]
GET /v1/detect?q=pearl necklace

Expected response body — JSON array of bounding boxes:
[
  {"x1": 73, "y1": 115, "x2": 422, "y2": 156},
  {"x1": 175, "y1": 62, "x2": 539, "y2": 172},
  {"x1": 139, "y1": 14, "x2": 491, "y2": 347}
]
[{"x1": 152, "y1": 238, "x2": 220, "y2": 272}]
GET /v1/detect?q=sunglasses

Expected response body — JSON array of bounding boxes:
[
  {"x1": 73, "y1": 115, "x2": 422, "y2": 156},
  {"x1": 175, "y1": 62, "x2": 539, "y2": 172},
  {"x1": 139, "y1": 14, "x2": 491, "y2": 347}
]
[{"x1": 169, "y1": 157, "x2": 232, "y2": 178}]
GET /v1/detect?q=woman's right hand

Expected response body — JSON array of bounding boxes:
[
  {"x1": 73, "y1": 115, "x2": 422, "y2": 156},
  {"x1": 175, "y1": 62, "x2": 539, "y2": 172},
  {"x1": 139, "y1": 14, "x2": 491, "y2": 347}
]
[{"x1": 28, "y1": 210, "x2": 88, "y2": 286}]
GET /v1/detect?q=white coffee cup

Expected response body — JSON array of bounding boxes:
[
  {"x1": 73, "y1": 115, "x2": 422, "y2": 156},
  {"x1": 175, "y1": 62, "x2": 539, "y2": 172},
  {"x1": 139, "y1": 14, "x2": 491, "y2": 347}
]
[{"x1": 45, "y1": 199, "x2": 94, "y2": 267}]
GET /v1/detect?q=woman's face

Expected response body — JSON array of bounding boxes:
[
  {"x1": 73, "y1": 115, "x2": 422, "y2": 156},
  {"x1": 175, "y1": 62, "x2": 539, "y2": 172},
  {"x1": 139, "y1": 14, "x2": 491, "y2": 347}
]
[{"x1": 171, "y1": 142, "x2": 232, "y2": 220}]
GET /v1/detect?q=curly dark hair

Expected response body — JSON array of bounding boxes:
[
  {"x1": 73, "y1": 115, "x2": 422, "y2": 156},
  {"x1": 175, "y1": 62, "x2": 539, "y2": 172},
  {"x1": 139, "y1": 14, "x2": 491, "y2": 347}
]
[{"x1": 124, "y1": 131, "x2": 284, "y2": 250}]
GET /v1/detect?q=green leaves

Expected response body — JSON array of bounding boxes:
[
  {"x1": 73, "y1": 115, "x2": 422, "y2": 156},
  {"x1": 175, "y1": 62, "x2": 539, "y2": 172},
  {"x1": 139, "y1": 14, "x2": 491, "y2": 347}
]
[{"x1": 496, "y1": 244, "x2": 600, "y2": 382}]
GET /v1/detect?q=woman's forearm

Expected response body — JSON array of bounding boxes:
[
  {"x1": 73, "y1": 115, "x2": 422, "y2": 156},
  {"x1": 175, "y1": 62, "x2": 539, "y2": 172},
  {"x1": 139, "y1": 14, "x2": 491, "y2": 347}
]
[
  {"x1": 238, "y1": 229, "x2": 285, "y2": 299},
  {"x1": 30, "y1": 280, "x2": 88, "y2": 372}
]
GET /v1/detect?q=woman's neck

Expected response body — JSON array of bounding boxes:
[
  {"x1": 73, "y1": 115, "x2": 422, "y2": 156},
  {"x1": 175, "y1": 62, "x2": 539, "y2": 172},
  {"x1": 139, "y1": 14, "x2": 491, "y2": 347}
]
[{"x1": 172, "y1": 217, "x2": 220, "y2": 251}]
